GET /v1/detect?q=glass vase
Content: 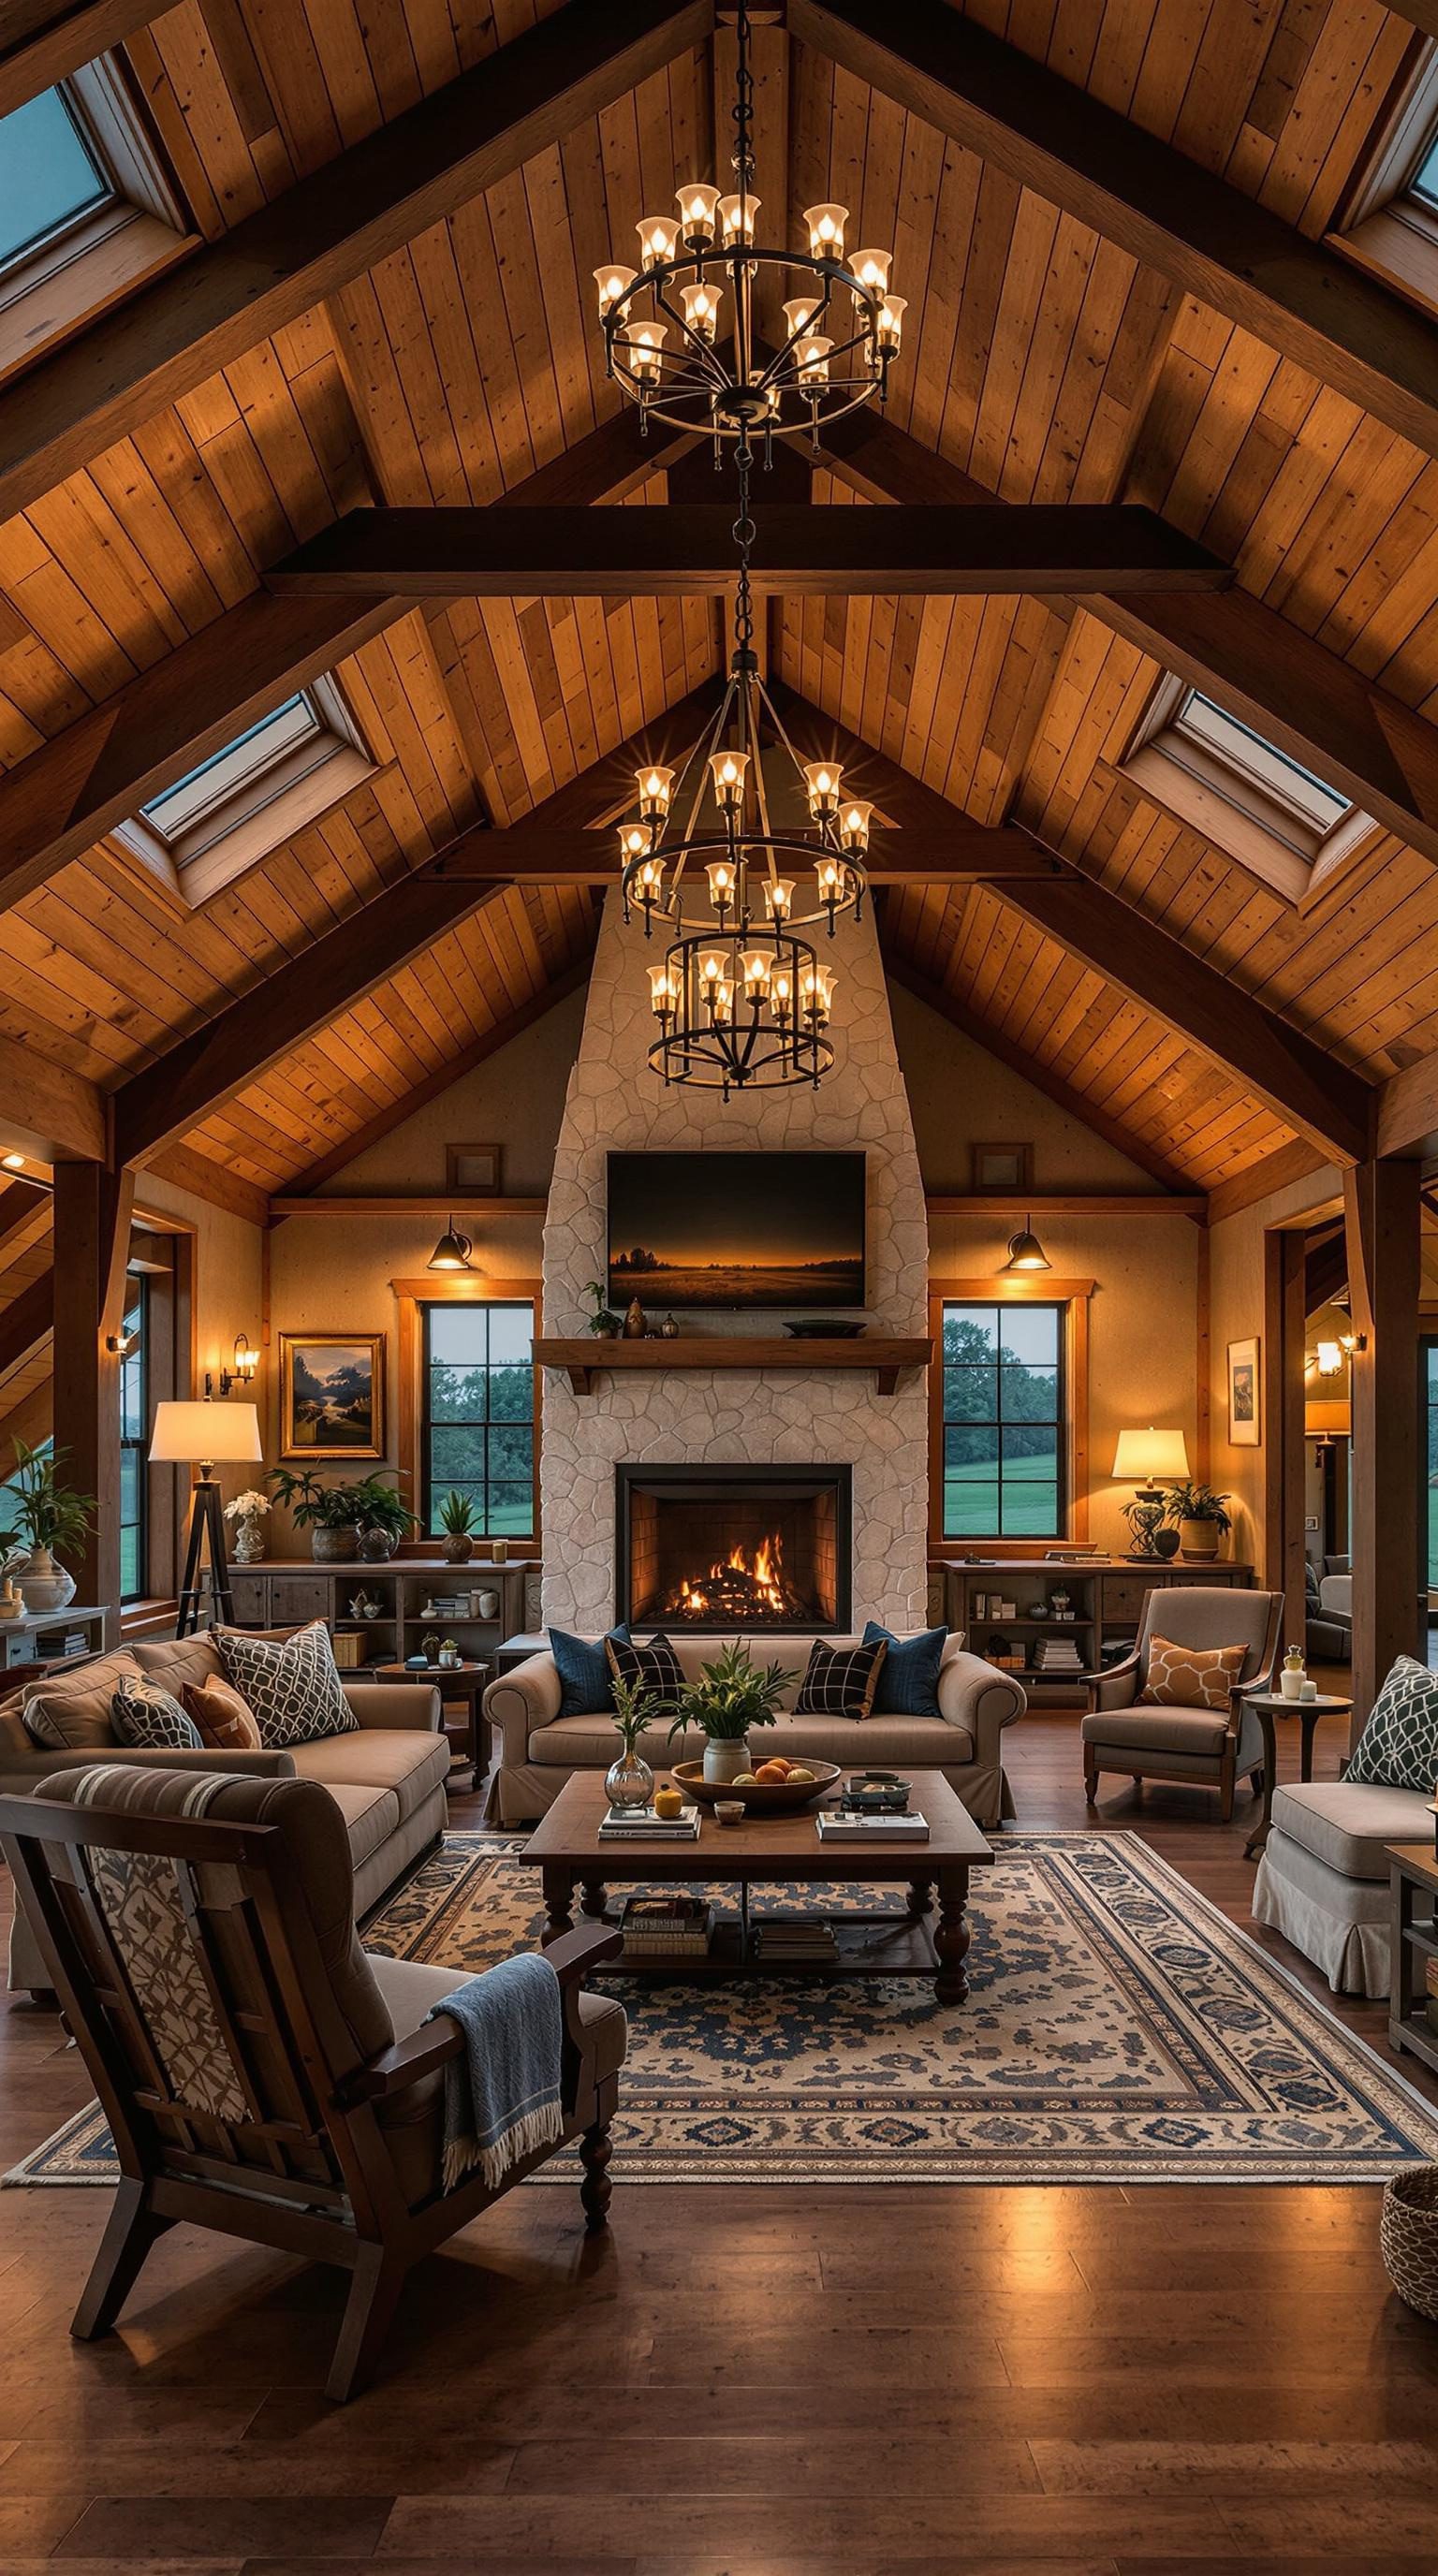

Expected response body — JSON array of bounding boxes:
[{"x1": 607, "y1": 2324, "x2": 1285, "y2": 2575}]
[{"x1": 605, "y1": 1747, "x2": 654, "y2": 1812}]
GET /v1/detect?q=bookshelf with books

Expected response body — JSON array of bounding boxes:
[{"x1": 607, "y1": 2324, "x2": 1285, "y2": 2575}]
[
  {"x1": 225, "y1": 1559, "x2": 540, "y2": 1675},
  {"x1": 930, "y1": 1558, "x2": 1254, "y2": 1705}
]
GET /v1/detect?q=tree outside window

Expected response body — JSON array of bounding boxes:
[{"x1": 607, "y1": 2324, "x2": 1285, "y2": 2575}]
[
  {"x1": 421, "y1": 1303, "x2": 535, "y2": 1538},
  {"x1": 941, "y1": 1301, "x2": 1064, "y2": 1540}
]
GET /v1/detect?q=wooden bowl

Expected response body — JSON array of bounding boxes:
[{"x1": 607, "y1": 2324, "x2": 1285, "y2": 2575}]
[{"x1": 671, "y1": 1758, "x2": 842, "y2": 1816}]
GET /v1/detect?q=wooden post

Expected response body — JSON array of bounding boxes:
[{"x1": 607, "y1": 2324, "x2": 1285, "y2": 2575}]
[
  {"x1": 1343, "y1": 1158, "x2": 1422, "y2": 1734},
  {"x1": 51, "y1": 1162, "x2": 136, "y2": 1643},
  {"x1": 1262, "y1": 1229, "x2": 1307, "y2": 1661}
]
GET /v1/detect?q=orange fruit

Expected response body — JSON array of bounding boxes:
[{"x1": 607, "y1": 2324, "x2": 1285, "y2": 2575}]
[{"x1": 755, "y1": 1761, "x2": 789, "y2": 1783}]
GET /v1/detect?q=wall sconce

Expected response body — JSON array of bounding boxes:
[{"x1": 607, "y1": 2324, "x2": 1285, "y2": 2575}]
[
  {"x1": 207, "y1": 1333, "x2": 259, "y2": 1398},
  {"x1": 106, "y1": 1327, "x2": 139, "y2": 1357},
  {"x1": 427, "y1": 1217, "x2": 475, "y2": 1273},
  {"x1": 1313, "y1": 1338, "x2": 1344, "y2": 1379},
  {"x1": 1001, "y1": 1215, "x2": 1050, "y2": 1273}
]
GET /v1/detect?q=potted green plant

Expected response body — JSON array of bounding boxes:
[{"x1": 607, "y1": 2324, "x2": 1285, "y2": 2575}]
[
  {"x1": 437, "y1": 1488, "x2": 477, "y2": 1563},
  {"x1": 0, "y1": 1440, "x2": 96, "y2": 1611},
  {"x1": 267, "y1": 1468, "x2": 366, "y2": 1562},
  {"x1": 606, "y1": 1672, "x2": 668, "y2": 1812},
  {"x1": 1163, "y1": 1480, "x2": 1233, "y2": 1563},
  {"x1": 583, "y1": 1280, "x2": 624, "y2": 1339},
  {"x1": 347, "y1": 1471, "x2": 418, "y2": 1562},
  {"x1": 666, "y1": 1636, "x2": 797, "y2": 1786}
]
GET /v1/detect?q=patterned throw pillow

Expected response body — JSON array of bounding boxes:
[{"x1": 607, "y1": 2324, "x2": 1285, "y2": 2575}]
[
  {"x1": 1347, "y1": 1656, "x2": 1438, "y2": 1793},
  {"x1": 181, "y1": 1676, "x2": 261, "y2": 1753},
  {"x1": 110, "y1": 1676, "x2": 205, "y2": 1750},
  {"x1": 213, "y1": 1621, "x2": 356, "y2": 1749},
  {"x1": 794, "y1": 1637, "x2": 888, "y2": 1720},
  {"x1": 1139, "y1": 1635, "x2": 1247, "y2": 1712},
  {"x1": 607, "y1": 1630, "x2": 684, "y2": 1705},
  {"x1": 862, "y1": 1622, "x2": 948, "y2": 1717}
]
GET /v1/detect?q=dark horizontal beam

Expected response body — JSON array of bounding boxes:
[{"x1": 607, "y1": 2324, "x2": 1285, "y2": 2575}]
[
  {"x1": 426, "y1": 825, "x2": 1067, "y2": 883},
  {"x1": 790, "y1": 0, "x2": 1438, "y2": 466},
  {"x1": 0, "y1": 0, "x2": 158, "y2": 115},
  {"x1": 266, "y1": 503, "x2": 1232, "y2": 598}
]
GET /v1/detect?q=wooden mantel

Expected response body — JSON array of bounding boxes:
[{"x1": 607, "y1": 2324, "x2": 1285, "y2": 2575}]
[{"x1": 533, "y1": 1336, "x2": 933, "y2": 1397}]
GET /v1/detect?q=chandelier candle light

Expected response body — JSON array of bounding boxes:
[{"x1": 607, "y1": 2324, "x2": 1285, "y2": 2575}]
[{"x1": 594, "y1": 1, "x2": 901, "y2": 452}]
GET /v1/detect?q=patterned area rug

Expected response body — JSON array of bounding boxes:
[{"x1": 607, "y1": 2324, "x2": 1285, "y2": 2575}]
[{"x1": 8, "y1": 1828, "x2": 1438, "y2": 2186}]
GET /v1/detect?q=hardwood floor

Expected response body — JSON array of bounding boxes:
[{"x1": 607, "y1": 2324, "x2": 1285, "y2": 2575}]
[{"x1": 2, "y1": 1707, "x2": 1436, "y2": 2574}]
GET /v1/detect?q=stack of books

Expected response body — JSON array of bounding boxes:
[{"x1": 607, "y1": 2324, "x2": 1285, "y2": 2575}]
[
  {"x1": 620, "y1": 1896, "x2": 712, "y2": 1959},
  {"x1": 36, "y1": 1626, "x2": 90, "y2": 1661},
  {"x1": 598, "y1": 1804, "x2": 700, "y2": 1841},
  {"x1": 814, "y1": 1809, "x2": 930, "y2": 1844},
  {"x1": 757, "y1": 1918, "x2": 838, "y2": 1962},
  {"x1": 1032, "y1": 1635, "x2": 1086, "y2": 1677}
]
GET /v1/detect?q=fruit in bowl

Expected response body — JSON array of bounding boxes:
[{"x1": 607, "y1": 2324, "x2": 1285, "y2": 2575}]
[{"x1": 672, "y1": 1755, "x2": 841, "y2": 1815}]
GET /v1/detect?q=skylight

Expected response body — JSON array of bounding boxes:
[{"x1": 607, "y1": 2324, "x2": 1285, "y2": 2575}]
[
  {"x1": 0, "y1": 90, "x2": 112, "y2": 279},
  {"x1": 140, "y1": 695, "x2": 326, "y2": 853},
  {"x1": 1411, "y1": 129, "x2": 1438, "y2": 214},
  {"x1": 1122, "y1": 678, "x2": 1371, "y2": 908},
  {"x1": 1170, "y1": 694, "x2": 1350, "y2": 843},
  {"x1": 116, "y1": 679, "x2": 374, "y2": 904}
]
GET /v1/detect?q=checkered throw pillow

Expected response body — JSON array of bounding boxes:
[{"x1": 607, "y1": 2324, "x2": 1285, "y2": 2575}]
[
  {"x1": 213, "y1": 1620, "x2": 357, "y2": 1749},
  {"x1": 607, "y1": 1630, "x2": 684, "y2": 1705},
  {"x1": 793, "y1": 1637, "x2": 888, "y2": 1720},
  {"x1": 1346, "y1": 1655, "x2": 1438, "y2": 1793},
  {"x1": 110, "y1": 1676, "x2": 205, "y2": 1751}
]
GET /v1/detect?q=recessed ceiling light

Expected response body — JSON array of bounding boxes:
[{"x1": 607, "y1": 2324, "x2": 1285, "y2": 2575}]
[{"x1": 2, "y1": 1153, "x2": 23, "y2": 1170}]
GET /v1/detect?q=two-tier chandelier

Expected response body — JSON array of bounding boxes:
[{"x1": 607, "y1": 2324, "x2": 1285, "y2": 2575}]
[{"x1": 592, "y1": 0, "x2": 902, "y2": 450}]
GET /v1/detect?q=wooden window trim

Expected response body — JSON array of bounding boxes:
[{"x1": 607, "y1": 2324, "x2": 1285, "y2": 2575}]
[
  {"x1": 1121, "y1": 677, "x2": 1378, "y2": 909},
  {"x1": 393, "y1": 1274, "x2": 540, "y2": 1548},
  {"x1": 927, "y1": 1276, "x2": 1093, "y2": 1558}
]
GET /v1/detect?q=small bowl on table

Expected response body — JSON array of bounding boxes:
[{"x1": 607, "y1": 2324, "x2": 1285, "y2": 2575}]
[{"x1": 672, "y1": 1759, "x2": 841, "y2": 1817}]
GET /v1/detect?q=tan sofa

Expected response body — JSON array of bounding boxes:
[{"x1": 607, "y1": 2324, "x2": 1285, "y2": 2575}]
[
  {"x1": 2, "y1": 1630, "x2": 448, "y2": 1996},
  {"x1": 482, "y1": 1631, "x2": 1025, "y2": 1827},
  {"x1": 1253, "y1": 1778, "x2": 1433, "y2": 1998}
]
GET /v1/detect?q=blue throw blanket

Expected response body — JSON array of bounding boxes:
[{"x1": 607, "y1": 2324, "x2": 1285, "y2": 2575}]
[{"x1": 426, "y1": 1951, "x2": 564, "y2": 2190}]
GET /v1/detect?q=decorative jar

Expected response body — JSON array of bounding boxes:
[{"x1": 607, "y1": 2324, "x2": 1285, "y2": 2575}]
[
  {"x1": 605, "y1": 1746, "x2": 654, "y2": 1811},
  {"x1": 702, "y1": 1734, "x2": 750, "y2": 1787}
]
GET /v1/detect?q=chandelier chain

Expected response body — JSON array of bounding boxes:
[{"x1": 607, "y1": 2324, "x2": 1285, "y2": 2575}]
[
  {"x1": 731, "y1": 434, "x2": 756, "y2": 659},
  {"x1": 731, "y1": 0, "x2": 756, "y2": 193}
]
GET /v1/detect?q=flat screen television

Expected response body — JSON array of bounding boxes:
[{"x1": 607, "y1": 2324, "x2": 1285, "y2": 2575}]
[{"x1": 607, "y1": 1151, "x2": 866, "y2": 1310}]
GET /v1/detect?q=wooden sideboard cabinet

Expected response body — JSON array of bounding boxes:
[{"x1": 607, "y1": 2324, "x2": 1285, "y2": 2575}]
[
  {"x1": 221, "y1": 1559, "x2": 541, "y2": 1674},
  {"x1": 930, "y1": 1557, "x2": 1255, "y2": 1705}
]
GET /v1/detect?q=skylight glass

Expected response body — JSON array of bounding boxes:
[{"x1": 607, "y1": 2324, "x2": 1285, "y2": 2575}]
[
  {"x1": 1173, "y1": 691, "x2": 1350, "y2": 835},
  {"x1": 0, "y1": 89, "x2": 111, "y2": 278},
  {"x1": 1411, "y1": 129, "x2": 1438, "y2": 212},
  {"x1": 140, "y1": 694, "x2": 322, "y2": 842}
]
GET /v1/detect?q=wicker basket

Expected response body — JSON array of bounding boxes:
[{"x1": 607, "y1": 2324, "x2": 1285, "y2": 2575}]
[{"x1": 1381, "y1": 2163, "x2": 1438, "y2": 2322}]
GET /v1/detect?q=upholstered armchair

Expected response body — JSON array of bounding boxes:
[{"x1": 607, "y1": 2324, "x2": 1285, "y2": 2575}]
[
  {"x1": 1080, "y1": 1586, "x2": 1283, "y2": 1821},
  {"x1": 0, "y1": 1765, "x2": 626, "y2": 2402}
]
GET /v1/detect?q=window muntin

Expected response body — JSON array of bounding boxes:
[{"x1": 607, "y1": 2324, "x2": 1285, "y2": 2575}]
[
  {"x1": 0, "y1": 90, "x2": 112, "y2": 279},
  {"x1": 421, "y1": 1302, "x2": 535, "y2": 1539},
  {"x1": 941, "y1": 1300, "x2": 1064, "y2": 1540},
  {"x1": 118, "y1": 1277, "x2": 147, "y2": 1603}
]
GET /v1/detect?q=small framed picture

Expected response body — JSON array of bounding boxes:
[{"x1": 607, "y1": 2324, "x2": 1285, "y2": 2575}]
[
  {"x1": 280, "y1": 1334, "x2": 386, "y2": 1459},
  {"x1": 1226, "y1": 1337, "x2": 1260, "y2": 1447},
  {"x1": 971, "y1": 1143, "x2": 1033, "y2": 1193},
  {"x1": 446, "y1": 1143, "x2": 503, "y2": 1195}
]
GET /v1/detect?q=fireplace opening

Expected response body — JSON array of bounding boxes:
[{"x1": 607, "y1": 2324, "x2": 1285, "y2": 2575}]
[{"x1": 616, "y1": 1465, "x2": 852, "y2": 1632}]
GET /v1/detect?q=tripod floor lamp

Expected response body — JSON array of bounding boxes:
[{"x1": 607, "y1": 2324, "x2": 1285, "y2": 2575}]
[{"x1": 150, "y1": 1398, "x2": 263, "y2": 1634}]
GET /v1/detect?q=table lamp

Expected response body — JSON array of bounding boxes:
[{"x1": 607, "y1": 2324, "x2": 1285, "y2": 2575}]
[
  {"x1": 151, "y1": 1398, "x2": 263, "y2": 1635},
  {"x1": 1111, "y1": 1427, "x2": 1190, "y2": 1562}
]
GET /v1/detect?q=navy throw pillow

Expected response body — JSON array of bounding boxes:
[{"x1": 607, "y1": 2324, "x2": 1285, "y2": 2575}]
[
  {"x1": 862, "y1": 1621, "x2": 948, "y2": 1718},
  {"x1": 551, "y1": 1625, "x2": 627, "y2": 1718}
]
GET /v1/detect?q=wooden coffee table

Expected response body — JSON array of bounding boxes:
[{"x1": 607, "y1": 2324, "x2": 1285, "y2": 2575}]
[{"x1": 522, "y1": 1770, "x2": 993, "y2": 2005}]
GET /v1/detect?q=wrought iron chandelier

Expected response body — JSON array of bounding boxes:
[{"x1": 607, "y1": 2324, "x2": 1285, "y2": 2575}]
[
  {"x1": 612, "y1": 448, "x2": 874, "y2": 1094},
  {"x1": 592, "y1": 0, "x2": 902, "y2": 449}
]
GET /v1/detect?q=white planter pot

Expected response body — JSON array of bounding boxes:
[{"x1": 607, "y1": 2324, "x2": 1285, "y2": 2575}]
[
  {"x1": 703, "y1": 1736, "x2": 750, "y2": 1786},
  {"x1": 14, "y1": 1549, "x2": 77, "y2": 1613},
  {"x1": 1279, "y1": 1668, "x2": 1305, "y2": 1701}
]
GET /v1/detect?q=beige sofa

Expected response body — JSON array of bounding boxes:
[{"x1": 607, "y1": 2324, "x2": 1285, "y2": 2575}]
[
  {"x1": 1253, "y1": 1778, "x2": 1433, "y2": 1998},
  {"x1": 482, "y1": 1631, "x2": 1025, "y2": 1827},
  {"x1": 2, "y1": 1630, "x2": 448, "y2": 1996}
]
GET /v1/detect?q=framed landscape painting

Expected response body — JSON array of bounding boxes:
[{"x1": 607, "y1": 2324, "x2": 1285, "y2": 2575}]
[
  {"x1": 1226, "y1": 1337, "x2": 1260, "y2": 1447},
  {"x1": 280, "y1": 1333, "x2": 386, "y2": 1458}
]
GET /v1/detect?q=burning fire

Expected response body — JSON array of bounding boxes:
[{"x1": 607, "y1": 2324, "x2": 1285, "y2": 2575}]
[{"x1": 665, "y1": 1531, "x2": 805, "y2": 1622}]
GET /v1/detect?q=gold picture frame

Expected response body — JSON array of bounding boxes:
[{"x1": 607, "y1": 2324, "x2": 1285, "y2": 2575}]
[
  {"x1": 280, "y1": 1333, "x2": 386, "y2": 1459},
  {"x1": 1226, "y1": 1336, "x2": 1260, "y2": 1447}
]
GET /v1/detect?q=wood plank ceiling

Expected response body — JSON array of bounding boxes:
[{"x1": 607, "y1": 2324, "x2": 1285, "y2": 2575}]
[{"x1": 0, "y1": 0, "x2": 1435, "y2": 1208}]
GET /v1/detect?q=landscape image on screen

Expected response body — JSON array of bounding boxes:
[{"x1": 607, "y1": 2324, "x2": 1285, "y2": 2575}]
[{"x1": 608, "y1": 1152, "x2": 865, "y2": 1308}]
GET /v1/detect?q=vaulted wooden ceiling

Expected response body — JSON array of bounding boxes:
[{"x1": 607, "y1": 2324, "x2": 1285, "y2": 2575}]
[{"x1": 2, "y1": 0, "x2": 1437, "y2": 1221}]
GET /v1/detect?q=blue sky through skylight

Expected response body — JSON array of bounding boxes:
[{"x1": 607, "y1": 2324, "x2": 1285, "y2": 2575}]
[{"x1": 0, "y1": 90, "x2": 110, "y2": 275}]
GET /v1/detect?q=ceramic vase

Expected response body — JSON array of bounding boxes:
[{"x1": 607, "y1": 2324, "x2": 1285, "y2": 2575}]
[
  {"x1": 357, "y1": 1528, "x2": 396, "y2": 1561},
  {"x1": 1179, "y1": 1518, "x2": 1220, "y2": 1560},
  {"x1": 312, "y1": 1526, "x2": 358, "y2": 1562},
  {"x1": 443, "y1": 1534, "x2": 474, "y2": 1564},
  {"x1": 232, "y1": 1517, "x2": 265, "y2": 1564},
  {"x1": 13, "y1": 1549, "x2": 76, "y2": 1613},
  {"x1": 702, "y1": 1735, "x2": 750, "y2": 1786}
]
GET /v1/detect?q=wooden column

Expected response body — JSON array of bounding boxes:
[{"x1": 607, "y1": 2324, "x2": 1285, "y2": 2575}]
[
  {"x1": 1262, "y1": 1228, "x2": 1308, "y2": 1661},
  {"x1": 51, "y1": 1162, "x2": 137, "y2": 1642},
  {"x1": 1343, "y1": 1157, "x2": 1423, "y2": 1733}
]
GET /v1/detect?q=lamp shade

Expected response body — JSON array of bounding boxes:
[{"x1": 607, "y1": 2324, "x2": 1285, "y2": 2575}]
[
  {"x1": 1111, "y1": 1427, "x2": 1190, "y2": 1483},
  {"x1": 150, "y1": 1399, "x2": 262, "y2": 1466}
]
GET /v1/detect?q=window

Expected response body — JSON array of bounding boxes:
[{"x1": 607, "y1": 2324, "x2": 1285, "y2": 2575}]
[
  {"x1": 421, "y1": 1302, "x2": 535, "y2": 1538},
  {"x1": 114, "y1": 678, "x2": 374, "y2": 904},
  {"x1": 940, "y1": 1301, "x2": 1064, "y2": 1540},
  {"x1": 0, "y1": 66, "x2": 191, "y2": 380},
  {"x1": 1413, "y1": 130, "x2": 1438, "y2": 215},
  {"x1": 1122, "y1": 678, "x2": 1372, "y2": 907},
  {"x1": 118, "y1": 1277, "x2": 147, "y2": 1603}
]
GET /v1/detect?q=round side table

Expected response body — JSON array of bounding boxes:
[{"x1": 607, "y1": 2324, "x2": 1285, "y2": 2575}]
[
  {"x1": 1242, "y1": 1690, "x2": 1352, "y2": 1860},
  {"x1": 373, "y1": 1660, "x2": 491, "y2": 1779}
]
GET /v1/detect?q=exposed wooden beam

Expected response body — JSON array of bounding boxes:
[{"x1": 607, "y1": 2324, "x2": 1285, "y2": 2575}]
[
  {"x1": 0, "y1": 0, "x2": 712, "y2": 526},
  {"x1": 0, "y1": 593, "x2": 402, "y2": 917},
  {"x1": 791, "y1": 0, "x2": 1438, "y2": 464},
  {"x1": 1206, "y1": 1141, "x2": 1331, "y2": 1227},
  {"x1": 0, "y1": 1380, "x2": 53, "y2": 1461},
  {"x1": 0, "y1": 0, "x2": 157, "y2": 116},
  {"x1": 0, "y1": 1179, "x2": 51, "y2": 1260},
  {"x1": 888, "y1": 958, "x2": 1196, "y2": 1194},
  {"x1": 142, "y1": 1144, "x2": 271, "y2": 1231},
  {"x1": 52, "y1": 1162, "x2": 136, "y2": 1639},
  {"x1": 267, "y1": 503, "x2": 1232, "y2": 598},
  {"x1": 427, "y1": 823, "x2": 1063, "y2": 884},
  {"x1": 0, "y1": 1272, "x2": 54, "y2": 1381},
  {"x1": 0, "y1": 1031, "x2": 106, "y2": 1164},
  {"x1": 779, "y1": 685, "x2": 1373, "y2": 1163},
  {"x1": 1343, "y1": 1157, "x2": 1423, "y2": 1729},
  {"x1": 1377, "y1": 1051, "x2": 1438, "y2": 1161},
  {"x1": 819, "y1": 412, "x2": 1438, "y2": 876},
  {"x1": 268, "y1": 1195, "x2": 548, "y2": 1221},
  {"x1": 925, "y1": 1193, "x2": 1207, "y2": 1220}
]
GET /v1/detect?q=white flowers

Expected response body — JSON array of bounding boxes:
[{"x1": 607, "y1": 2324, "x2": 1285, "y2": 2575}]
[{"x1": 224, "y1": 1489, "x2": 270, "y2": 1523}]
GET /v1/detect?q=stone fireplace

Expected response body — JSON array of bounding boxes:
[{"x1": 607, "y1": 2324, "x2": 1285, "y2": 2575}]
[
  {"x1": 540, "y1": 894, "x2": 930, "y2": 1634},
  {"x1": 616, "y1": 1464, "x2": 852, "y2": 1632}
]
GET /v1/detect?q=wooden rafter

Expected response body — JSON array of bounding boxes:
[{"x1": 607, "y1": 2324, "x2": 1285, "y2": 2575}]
[
  {"x1": 0, "y1": 0, "x2": 712, "y2": 526},
  {"x1": 1206, "y1": 1141, "x2": 1333, "y2": 1227},
  {"x1": 789, "y1": 0, "x2": 1438, "y2": 465},
  {"x1": 776, "y1": 686, "x2": 1373, "y2": 1164},
  {"x1": 817, "y1": 412, "x2": 1438, "y2": 877},
  {"x1": 0, "y1": 1, "x2": 160, "y2": 115},
  {"x1": 266, "y1": 503, "x2": 1232, "y2": 598},
  {"x1": 0, "y1": 1273, "x2": 54, "y2": 1381}
]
